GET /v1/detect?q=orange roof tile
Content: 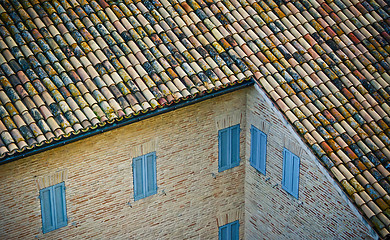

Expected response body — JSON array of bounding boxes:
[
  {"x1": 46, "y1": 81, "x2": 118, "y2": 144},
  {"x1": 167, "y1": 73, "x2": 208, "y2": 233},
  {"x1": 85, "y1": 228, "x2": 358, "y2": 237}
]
[{"x1": 0, "y1": 0, "x2": 389, "y2": 237}]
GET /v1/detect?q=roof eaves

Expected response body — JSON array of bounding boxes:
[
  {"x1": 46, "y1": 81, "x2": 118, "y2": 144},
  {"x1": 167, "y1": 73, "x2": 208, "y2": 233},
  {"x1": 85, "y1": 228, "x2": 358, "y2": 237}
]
[{"x1": 0, "y1": 78, "x2": 254, "y2": 165}]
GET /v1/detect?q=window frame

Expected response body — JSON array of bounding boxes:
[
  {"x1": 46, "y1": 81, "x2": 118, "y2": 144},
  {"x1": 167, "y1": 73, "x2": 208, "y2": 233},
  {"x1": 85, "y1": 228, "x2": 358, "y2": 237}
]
[
  {"x1": 250, "y1": 125, "x2": 267, "y2": 175},
  {"x1": 218, "y1": 220, "x2": 239, "y2": 240},
  {"x1": 281, "y1": 148, "x2": 300, "y2": 199},
  {"x1": 39, "y1": 182, "x2": 68, "y2": 233},
  {"x1": 132, "y1": 151, "x2": 158, "y2": 201},
  {"x1": 218, "y1": 124, "x2": 241, "y2": 172}
]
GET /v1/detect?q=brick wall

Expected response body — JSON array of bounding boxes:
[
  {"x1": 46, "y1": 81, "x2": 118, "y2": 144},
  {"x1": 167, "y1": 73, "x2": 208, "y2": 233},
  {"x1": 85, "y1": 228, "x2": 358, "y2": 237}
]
[
  {"x1": 245, "y1": 86, "x2": 375, "y2": 239},
  {"x1": 0, "y1": 86, "x2": 376, "y2": 239},
  {"x1": 0, "y1": 89, "x2": 247, "y2": 239}
]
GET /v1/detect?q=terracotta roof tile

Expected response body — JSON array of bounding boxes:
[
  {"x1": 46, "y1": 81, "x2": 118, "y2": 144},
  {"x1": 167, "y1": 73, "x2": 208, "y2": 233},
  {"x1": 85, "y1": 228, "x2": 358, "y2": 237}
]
[{"x1": 0, "y1": 0, "x2": 389, "y2": 236}]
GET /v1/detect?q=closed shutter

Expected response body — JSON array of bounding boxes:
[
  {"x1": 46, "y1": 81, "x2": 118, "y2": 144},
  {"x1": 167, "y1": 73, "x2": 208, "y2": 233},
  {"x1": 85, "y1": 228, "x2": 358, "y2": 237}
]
[
  {"x1": 292, "y1": 154, "x2": 300, "y2": 198},
  {"x1": 282, "y1": 148, "x2": 293, "y2": 193},
  {"x1": 230, "y1": 124, "x2": 240, "y2": 167},
  {"x1": 219, "y1": 128, "x2": 229, "y2": 171},
  {"x1": 250, "y1": 126, "x2": 267, "y2": 175},
  {"x1": 282, "y1": 148, "x2": 300, "y2": 199},
  {"x1": 53, "y1": 182, "x2": 67, "y2": 228},
  {"x1": 219, "y1": 125, "x2": 241, "y2": 172},
  {"x1": 133, "y1": 156, "x2": 144, "y2": 200},
  {"x1": 145, "y1": 152, "x2": 157, "y2": 196},
  {"x1": 231, "y1": 221, "x2": 239, "y2": 240},
  {"x1": 259, "y1": 131, "x2": 267, "y2": 175},
  {"x1": 133, "y1": 152, "x2": 158, "y2": 200},
  {"x1": 219, "y1": 221, "x2": 239, "y2": 240},
  {"x1": 40, "y1": 187, "x2": 55, "y2": 233},
  {"x1": 219, "y1": 225, "x2": 228, "y2": 240},
  {"x1": 250, "y1": 126, "x2": 258, "y2": 169}
]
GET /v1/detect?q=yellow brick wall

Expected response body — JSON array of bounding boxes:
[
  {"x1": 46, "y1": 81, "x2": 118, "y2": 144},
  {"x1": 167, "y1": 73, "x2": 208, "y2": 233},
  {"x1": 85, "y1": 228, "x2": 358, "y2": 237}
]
[
  {"x1": 0, "y1": 89, "x2": 247, "y2": 239},
  {"x1": 245, "y1": 86, "x2": 375, "y2": 239},
  {"x1": 0, "y1": 86, "x2": 375, "y2": 239}
]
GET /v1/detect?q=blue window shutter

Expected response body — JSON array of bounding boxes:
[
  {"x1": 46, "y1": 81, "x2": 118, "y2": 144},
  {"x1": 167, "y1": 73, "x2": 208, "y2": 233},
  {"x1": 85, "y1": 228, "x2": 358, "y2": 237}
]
[
  {"x1": 40, "y1": 183, "x2": 68, "y2": 233},
  {"x1": 251, "y1": 126, "x2": 267, "y2": 175},
  {"x1": 282, "y1": 149, "x2": 292, "y2": 192},
  {"x1": 219, "y1": 125, "x2": 241, "y2": 172},
  {"x1": 133, "y1": 156, "x2": 144, "y2": 200},
  {"x1": 231, "y1": 221, "x2": 239, "y2": 240},
  {"x1": 219, "y1": 128, "x2": 229, "y2": 171},
  {"x1": 53, "y1": 182, "x2": 67, "y2": 228},
  {"x1": 145, "y1": 152, "x2": 157, "y2": 196},
  {"x1": 219, "y1": 225, "x2": 228, "y2": 240},
  {"x1": 230, "y1": 124, "x2": 240, "y2": 167},
  {"x1": 219, "y1": 221, "x2": 239, "y2": 240},
  {"x1": 133, "y1": 152, "x2": 158, "y2": 200},
  {"x1": 292, "y1": 155, "x2": 300, "y2": 198},
  {"x1": 282, "y1": 149, "x2": 300, "y2": 199},
  {"x1": 250, "y1": 126, "x2": 258, "y2": 169},
  {"x1": 40, "y1": 187, "x2": 55, "y2": 233},
  {"x1": 259, "y1": 131, "x2": 267, "y2": 175}
]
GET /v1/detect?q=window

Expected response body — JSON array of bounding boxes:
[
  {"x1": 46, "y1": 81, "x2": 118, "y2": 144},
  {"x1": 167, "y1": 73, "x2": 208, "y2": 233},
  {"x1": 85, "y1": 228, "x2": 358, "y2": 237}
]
[
  {"x1": 39, "y1": 182, "x2": 67, "y2": 233},
  {"x1": 282, "y1": 148, "x2": 300, "y2": 199},
  {"x1": 133, "y1": 152, "x2": 157, "y2": 200},
  {"x1": 219, "y1": 220, "x2": 239, "y2": 240},
  {"x1": 250, "y1": 125, "x2": 267, "y2": 175},
  {"x1": 218, "y1": 124, "x2": 240, "y2": 172}
]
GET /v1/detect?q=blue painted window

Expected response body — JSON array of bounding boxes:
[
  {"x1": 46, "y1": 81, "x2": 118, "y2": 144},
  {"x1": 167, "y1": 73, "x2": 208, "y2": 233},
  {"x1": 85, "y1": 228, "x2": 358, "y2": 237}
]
[
  {"x1": 250, "y1": 125, "x2": 267, "y2": 175},
  {"x1": 282, "y1": 148, "x2": 300, "y2": 199},
  {"x1": 219, "y1": 220, "x2": 239, "y2": 240},
  {"x1": 218, "y1": 124, "x2": 240, "y2": 172},
  {"x1": 40, "y1": 182, "x2": 67, "y2": 233},
  {"x1": 133, "y1": 152, "x2": 157, "y2": 201}
]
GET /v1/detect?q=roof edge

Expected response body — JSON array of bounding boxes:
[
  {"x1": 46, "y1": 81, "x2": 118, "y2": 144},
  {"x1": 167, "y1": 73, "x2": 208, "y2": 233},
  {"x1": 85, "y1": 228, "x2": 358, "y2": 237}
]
[
  {"x1": 253, "y1": 84, "x2": 379, "y2": 240},
  {"x1": 0, "y1": 80, "x2": 255, "y2": 165}
]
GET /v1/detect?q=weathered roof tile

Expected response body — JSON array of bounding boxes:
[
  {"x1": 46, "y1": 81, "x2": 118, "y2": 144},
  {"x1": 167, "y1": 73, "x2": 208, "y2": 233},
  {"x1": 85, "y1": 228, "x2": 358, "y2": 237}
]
[{"x1": 0, "y1": 0, "x2": 388, "y2": 236}]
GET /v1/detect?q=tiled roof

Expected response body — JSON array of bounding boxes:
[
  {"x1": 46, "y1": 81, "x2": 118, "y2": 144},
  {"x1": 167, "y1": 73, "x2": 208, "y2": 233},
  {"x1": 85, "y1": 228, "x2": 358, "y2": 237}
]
[
  {"x1": 0, "y1": 0, "x2": 253, "y2": 157},
  {"x1": 253, "y1": 0, "x2": 390, "y2": 237},
  {"x1": 0, "y1": 0, "x2": 389, "y2": 237},
  {"x1": 254, "y1": 0, "x2": 390, "y2": 237}
]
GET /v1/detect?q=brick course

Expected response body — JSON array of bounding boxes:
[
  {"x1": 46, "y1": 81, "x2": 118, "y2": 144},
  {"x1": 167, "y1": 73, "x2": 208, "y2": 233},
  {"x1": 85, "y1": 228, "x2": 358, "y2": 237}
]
[
  {"x1": 0, "y1": 90, "x2": 247, "y2": 239},
  {"x1": 245, "y1": 87, "x2": 374, "y2": 239},
  {"x1": 0, "y1": 87, "x2": 374, "y2": 239}
]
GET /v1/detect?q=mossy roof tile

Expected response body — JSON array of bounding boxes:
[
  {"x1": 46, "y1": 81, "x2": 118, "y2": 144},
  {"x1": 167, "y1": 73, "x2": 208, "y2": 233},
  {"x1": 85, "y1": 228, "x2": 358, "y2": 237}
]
[{"x1": 0, "y1": 0, "x2": 388, "y2": 236}]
